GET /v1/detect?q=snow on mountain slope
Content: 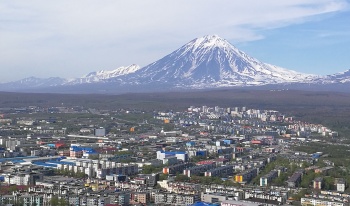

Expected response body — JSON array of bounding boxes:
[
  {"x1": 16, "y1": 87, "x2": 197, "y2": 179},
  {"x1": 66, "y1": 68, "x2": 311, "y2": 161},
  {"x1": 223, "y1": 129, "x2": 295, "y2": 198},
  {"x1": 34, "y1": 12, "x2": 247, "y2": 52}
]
[
  {"x1": 0, "y1": 77, "x2": 67, "y2": 90},
  {"x1": 124, "y1": 35, "x2": 315, "y2": 88},
  {"x1": 1, "y1": 35, "x2": 349, "y2": 93},
  {"x1": 67, "y1": 64, "x2": 140, "y2": 84},
  {"x1": 319, "y1": 69, "x2": 350, "y2": 83}
]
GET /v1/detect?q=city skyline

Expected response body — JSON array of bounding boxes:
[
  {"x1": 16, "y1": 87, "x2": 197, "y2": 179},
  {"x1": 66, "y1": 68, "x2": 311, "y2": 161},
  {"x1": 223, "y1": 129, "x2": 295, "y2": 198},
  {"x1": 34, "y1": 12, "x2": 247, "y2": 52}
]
[{"x1": 1, "y1": 0, "x2": 349, "y2": 83}]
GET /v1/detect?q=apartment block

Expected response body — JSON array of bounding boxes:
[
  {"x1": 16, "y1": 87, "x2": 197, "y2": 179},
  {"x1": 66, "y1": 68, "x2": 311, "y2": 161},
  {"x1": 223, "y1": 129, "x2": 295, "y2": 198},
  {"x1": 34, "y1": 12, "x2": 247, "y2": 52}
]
[
  {"x1": 205, "y1": 165, "x2": 234, "y2": 177},
  {"x1": 260, "y1": 170, "x2": 278, "y2": 187},
  {"x1": 301, "y1": 197, "x2": 345, "y2": 206},
  {"x1": 183, "y1": 163, "x2": 216, "y2": 177}
]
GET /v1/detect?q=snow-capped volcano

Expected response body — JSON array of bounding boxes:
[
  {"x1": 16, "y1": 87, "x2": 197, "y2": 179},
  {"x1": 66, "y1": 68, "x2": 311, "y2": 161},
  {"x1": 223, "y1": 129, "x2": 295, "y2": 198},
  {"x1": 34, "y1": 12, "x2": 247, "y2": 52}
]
[
  {"x1": 124, "y1": 35, "x2": 315, "y2": 88},
  {"x1": 0, "y1": 35, "x2": 348, "y2": 93},
  {"x1": 67, "y1": 64, "x2": 140, "y2": 84}
]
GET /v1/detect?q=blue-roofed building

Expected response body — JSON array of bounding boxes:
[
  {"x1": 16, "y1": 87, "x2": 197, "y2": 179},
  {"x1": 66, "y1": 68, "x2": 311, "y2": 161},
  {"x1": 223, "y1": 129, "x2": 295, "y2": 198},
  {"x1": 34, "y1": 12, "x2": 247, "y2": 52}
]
[
  {"x1": 11, "y1": 159, "x2": 25, "y2": 164},
  {"x1": 223, "y1": 139, "x2": 234, "y2": 145},
  {"x1": 191, "y1": 202, "x2": 220, "y2": 206},
  {"x1": 57, "y1": 156, "x2": 66, "y2": 161},
  {"x1": 0, "y1": 156, "x2": 37, "y2": 163},
  {"x1": 196, "y1": 150, "x2": 208, "y2": 157},
  {"x1": 62, "y1": 161, "x2": 75, "y2": 166},
  {"x1": 82, "y1": 150, "x2": 99, "y2": 159},
  {"x1": 312, "y1": 153, "x2": 321, "y2": 159},
  {"x1": 186, "y1": 141, "x2": 196, "y2": 147},
  {"x1": 32, "y1": 162, "x2": 58, "y2": 168},
  {"x1": 32, "y1": 158, "x2": 76, "y2": 168},
  {"x1": 70, "y1": 146, "x2": 83, "y2": 152},
  {"x1": 47, "y1": 143, "x2": 56, "y2": 148},
  {"x1": 70, "y1": 146, "x2": 98, "y2": 158}
]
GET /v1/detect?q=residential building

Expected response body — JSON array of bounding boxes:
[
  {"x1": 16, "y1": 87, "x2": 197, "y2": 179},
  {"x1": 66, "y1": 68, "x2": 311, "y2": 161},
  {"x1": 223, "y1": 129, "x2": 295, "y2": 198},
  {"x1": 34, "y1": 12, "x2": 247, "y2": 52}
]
[
  {"x1": 117, "y1": 192, "x2": 130, "y2": 206},
  {"x1": 163, "y1": 162, "x2": 194, "y2": 175},
  {"x1": 235, "y1": 168, "x2": 258, "y2": 183},
  {"x1": 201, "y1": 192, "x2": 238, "y2": 203},
  {"x1": 313, "y1": 177, "x2": 323, "y2": 190},
  {"x1": 94, "y1": 128, "x2": 106, "y2": 137},
  {"x1": 205, "y1": 165, "x2": 234, "y2": 177},
  {"x1": 184, "y1": 163, "x2": 216, "y2": 177},
  {"x1": 301, "y1": 197, "x2": 345, "y2": 206},
  {"x1": 286, "y1": 171, "x2": 303, "y2": 188},
  {"x1": 335, "y1": 178, "x2": 346, "y2": 192},
  {"x1": 154, "y1": 193, "x2": 199, "y2": 205},
  {"x1": 260, "y1": 170, "x2": 278, "y2": 187},
  {"x1": 157, "y1": 150, "x2": 188, "y2": 162}
]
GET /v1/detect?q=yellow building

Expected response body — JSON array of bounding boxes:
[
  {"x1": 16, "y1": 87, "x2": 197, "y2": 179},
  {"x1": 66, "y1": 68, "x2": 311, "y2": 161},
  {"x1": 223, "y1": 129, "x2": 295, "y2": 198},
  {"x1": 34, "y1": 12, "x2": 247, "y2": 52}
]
[{"x1": 235, "y1": 175, "x2": 243, "y2": 182}]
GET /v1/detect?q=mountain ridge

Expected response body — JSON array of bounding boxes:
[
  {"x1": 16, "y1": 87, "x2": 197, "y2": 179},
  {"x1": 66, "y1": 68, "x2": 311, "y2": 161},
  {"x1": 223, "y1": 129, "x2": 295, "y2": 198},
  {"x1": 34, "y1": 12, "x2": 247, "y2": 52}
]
[{"x1": 0, "y1": 35, "x2": 349, "y2": 93}]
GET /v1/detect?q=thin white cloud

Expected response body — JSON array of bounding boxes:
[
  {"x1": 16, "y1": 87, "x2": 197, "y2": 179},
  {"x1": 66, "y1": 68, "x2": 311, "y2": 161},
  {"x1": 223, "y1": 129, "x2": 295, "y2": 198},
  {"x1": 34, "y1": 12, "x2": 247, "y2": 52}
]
[
  {"x1": 317, "y1": 30, "x2": 350, "y2": 37},
  {"x1": 0, "y1": 0, "x2": 348, "y2": 82}
]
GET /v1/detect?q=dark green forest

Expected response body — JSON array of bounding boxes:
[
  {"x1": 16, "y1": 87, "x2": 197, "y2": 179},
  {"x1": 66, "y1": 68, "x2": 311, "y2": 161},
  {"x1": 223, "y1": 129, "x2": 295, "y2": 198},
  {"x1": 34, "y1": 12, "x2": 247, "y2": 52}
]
[{"x1": 1, "y1": 89, "x2": 350, "y2": 136}]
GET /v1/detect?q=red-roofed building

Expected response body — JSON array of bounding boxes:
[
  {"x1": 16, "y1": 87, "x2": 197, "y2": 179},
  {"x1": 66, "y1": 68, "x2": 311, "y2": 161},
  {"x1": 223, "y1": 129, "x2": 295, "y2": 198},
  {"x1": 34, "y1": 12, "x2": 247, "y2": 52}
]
[
  {"x1": 200, "y1": 132, "x2": 209, "y2": 136},
  {"x1": 196, "y1": 160, "x2": 215, "y2": 165},
  {"x1": 251, "y1": 140, "x2": 262, "y2": 145},
  {"x1": 55, "y1": 142, "x2": 66, "y2": 149},
  {"x1": 236, "y1": 147, "x2": 244, "y2": 153}
]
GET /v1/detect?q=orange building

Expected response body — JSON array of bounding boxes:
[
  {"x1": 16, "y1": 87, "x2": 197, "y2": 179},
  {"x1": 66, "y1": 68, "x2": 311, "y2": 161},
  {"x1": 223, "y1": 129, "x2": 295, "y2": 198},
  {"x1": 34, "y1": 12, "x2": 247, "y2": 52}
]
[{"x1": 235, "y1": 175, "x2": 243, "y2": 182}]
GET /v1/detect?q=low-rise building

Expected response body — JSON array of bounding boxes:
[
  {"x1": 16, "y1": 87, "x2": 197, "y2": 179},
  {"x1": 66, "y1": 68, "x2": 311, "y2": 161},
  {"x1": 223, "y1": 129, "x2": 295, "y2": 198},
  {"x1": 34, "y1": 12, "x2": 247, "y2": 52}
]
[
  {"x1": 335, "y1": 178, "x2": 346, "y2": 192},
  {"x1": 313, "y1": 177, "x2": 323, "y2": 190},
  {"x1": 286, "y1": 171, "x2": 303, "y2": 188},
  {"x1": 184, "y1": 163, "x2": 216, "y2": 177},
  {"x1": 301, "y1": 197, "x2": 345, "y2": 206},
  {"x1": 235, "y1": 168, "x2": 258, "y2": 183},
  {"x1": 260, "y1": 170, "x2": 278, "y2": 187},
  {"x1": 205, "y1": 165, "x2": 234, "y2": 177},
  {"x1": 154, "y1": 193, "x2": 199, "y2": 205}
]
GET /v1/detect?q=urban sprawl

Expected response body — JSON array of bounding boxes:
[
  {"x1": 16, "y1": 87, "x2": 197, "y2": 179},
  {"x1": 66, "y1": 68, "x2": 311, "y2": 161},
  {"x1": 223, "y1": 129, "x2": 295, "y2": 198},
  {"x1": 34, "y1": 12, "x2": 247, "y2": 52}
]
[{"x1": 0, "y1": 105, "x2": 345, "y2": 206}]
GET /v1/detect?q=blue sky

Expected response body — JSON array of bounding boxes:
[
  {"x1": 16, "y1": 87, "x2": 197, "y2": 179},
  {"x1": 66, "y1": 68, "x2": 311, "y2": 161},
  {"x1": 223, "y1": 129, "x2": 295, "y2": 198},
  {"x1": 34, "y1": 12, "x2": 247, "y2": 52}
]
[
  {"x1": 0, "y1": 0, "x2": 349, "y2": 82},
  {"x1": 236, "y1": 11, "x2": 350, "y2": 75}
]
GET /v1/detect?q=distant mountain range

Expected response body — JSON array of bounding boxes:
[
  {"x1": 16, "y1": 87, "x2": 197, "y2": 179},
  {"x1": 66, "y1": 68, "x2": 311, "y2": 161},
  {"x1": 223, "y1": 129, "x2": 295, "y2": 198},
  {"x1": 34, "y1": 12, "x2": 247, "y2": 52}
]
[{"x1": 0, "y1": 35, "x2": 349, "y2": 93}]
